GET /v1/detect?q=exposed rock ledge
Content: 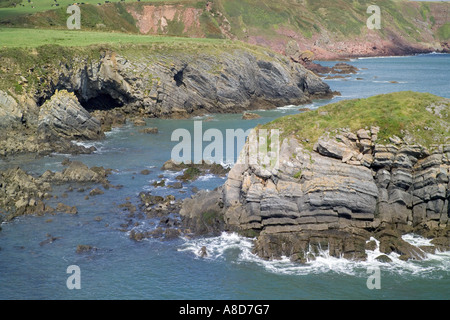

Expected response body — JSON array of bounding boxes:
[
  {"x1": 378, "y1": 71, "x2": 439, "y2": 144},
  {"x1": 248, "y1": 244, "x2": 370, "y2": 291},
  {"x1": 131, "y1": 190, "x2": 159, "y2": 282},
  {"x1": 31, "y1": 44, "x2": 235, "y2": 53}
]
[{"x1": 180, "y1": 128, "x2": 450, "y2": 262}]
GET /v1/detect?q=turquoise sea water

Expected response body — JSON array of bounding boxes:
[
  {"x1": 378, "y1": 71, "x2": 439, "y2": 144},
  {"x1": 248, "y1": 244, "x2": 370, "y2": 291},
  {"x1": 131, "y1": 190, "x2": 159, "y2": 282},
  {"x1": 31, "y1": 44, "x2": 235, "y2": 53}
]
[{"x1": 0, "y1": 53, "x2": 449, "y2": 300}]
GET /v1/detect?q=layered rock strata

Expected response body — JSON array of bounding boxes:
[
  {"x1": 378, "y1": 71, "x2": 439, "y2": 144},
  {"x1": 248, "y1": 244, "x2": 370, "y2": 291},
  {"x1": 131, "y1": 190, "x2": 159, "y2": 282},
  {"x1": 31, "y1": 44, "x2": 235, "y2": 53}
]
[{"x1": 181, "y1": 128, "x2": 450, "y2": 262}]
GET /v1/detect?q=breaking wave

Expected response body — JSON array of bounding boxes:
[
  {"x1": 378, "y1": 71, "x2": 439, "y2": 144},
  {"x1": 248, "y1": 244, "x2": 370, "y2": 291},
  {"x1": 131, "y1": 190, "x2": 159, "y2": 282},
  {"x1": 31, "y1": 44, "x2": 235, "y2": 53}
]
[{"x1": 178, "y1": 232, "x2": 450, "y2": 278}]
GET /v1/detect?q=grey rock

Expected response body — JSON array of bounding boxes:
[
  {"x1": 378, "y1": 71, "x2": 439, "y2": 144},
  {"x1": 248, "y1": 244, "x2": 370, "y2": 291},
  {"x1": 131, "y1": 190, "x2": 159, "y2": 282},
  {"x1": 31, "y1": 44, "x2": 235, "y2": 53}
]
[
  {"x1": 38, "y1": 90, "x2": 104, "y2": 143},
  {"x1": 357, "y1": 129, "x2": 371, "y2": 140},
  {"x1": 0, "y1": 90, "x2": 22, "y2": 129},
  {"x1": 373, "y1": 152, "x2": 395, "y2": 168},
  {"x1": 391, "y1": 169, "x2": 413, "y2": 190},
  {"x1": 376, "y1": 170, "x2": 391, "y2": 189},
  {"x1": 179, "y1": 123, "x2": 449, "y2": 261},
  {"x1": 315, "y1": 137, "x2": 350, "y2": 160}
]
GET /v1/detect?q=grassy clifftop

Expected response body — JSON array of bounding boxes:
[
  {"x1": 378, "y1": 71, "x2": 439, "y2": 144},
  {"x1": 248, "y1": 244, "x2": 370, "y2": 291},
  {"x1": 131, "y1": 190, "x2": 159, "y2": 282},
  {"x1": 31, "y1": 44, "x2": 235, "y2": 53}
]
[{"x1": 263, "y1": 91, "x2": 450, "y2": 149}]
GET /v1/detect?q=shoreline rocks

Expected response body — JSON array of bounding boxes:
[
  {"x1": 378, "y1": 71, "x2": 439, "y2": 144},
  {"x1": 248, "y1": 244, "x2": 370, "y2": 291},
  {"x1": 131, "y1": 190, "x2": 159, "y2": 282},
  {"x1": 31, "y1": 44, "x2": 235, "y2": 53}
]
[{"x1": 0, "y1": 159, "x2": 113, "y2": 222}]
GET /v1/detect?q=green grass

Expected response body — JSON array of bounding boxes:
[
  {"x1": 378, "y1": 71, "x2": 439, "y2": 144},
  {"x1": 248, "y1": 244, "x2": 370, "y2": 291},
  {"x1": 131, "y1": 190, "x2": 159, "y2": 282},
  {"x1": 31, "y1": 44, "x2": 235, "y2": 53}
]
[
  {"x1": 0, "y1": 27, "x2": 227, "y2": 48},
  {"x1": 262, "y1": 92, "x2": 450, "y2": 149},
  {"x1": 437, "y1": 22, "x2": 450, "y2": 41}
]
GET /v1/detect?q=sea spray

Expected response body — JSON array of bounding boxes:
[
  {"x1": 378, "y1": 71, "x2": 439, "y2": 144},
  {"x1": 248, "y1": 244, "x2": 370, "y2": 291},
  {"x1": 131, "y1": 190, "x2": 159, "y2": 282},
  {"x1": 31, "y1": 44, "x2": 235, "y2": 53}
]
[{"x1": 179, "y1": 232, "x2": 450, "y2": 279}]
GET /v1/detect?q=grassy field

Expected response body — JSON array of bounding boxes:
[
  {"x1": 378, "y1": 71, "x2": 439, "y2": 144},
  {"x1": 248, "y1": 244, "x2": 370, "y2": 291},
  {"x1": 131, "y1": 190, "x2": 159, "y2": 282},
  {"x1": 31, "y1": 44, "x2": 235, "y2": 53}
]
[
  {"x1": 0, "y1": 26, "x2": 226, "y2": 48},
  {"x1": 262, "y1": 92, "x2": 450, "y2": 149}
]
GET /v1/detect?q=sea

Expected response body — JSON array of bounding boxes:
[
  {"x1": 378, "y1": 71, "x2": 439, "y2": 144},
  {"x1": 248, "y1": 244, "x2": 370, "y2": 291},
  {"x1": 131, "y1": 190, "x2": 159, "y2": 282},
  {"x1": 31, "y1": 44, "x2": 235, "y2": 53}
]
[{"x1": 0, "y1": 53, "x2": 449, "y2": 300}]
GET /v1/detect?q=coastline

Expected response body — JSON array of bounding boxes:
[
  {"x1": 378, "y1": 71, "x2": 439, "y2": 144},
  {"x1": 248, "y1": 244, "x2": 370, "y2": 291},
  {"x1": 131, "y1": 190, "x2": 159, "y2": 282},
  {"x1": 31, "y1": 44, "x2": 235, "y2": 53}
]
[{"x1": 0, "y1": 52, "x2": 448, "y2": 299}]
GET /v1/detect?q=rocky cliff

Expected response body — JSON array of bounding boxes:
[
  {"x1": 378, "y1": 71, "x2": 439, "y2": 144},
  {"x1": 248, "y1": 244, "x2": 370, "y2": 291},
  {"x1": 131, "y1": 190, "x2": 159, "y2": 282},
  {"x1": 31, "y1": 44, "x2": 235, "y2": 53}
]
[
  {"x1": 180, "y1": 92, "x2": 450, "y2": 262},
  {"x1": 0, "y1": 43, "x2": 332, "y2": 156}
]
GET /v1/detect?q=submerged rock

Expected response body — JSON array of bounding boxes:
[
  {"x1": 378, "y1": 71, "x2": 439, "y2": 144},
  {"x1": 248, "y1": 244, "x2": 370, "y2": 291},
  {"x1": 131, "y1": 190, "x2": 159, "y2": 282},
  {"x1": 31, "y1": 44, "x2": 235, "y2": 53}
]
[
  {"x1": 199, "y1": 246, "x2": 208, "y2": 258},
  {"x1": 139, "y1": 127, "x2": 158, "y2": 134},
  {"x1": 242, "y1": 112, "x2": 261, "y2": 120},
  {"x1": 89, "y1": 188, "x2": 104, "y2": 197},
  {"x1": 375, "y1": 255, "x2": 392, "y2": 263},
  {"x1": 56, "y1": 203, "x2": 78, "y2": 215},
  {"x1": 76, "y1": 244, "x2": 96, "y2": 254}
]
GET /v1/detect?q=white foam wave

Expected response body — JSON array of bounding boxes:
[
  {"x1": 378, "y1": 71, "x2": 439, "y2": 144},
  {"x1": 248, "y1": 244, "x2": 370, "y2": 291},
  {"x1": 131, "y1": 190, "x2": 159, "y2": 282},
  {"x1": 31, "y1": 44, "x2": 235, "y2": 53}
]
[
  {"x1": 178, "y1": 232, "x2": 253, "y2": 260},
  {"x1": 105, "y1": 126, "x2": 127, "y2": 137},
  {"x1": 402, "y1": 234, "x2": 434, "y2": 247},
  {"x1": 372, "y1": 80, "x2": 408, "y2": 84},
  {"x1": 71, "y1": 140, "x2": 105, "y2": 153},
  {"x1": 178, "y1": 233, "x2": 450, "y2": 278},
  {"x1": 196, "y1": 173, "x2": 221, "y2": 182},
  {"x1": 277, "y1": 104, "x2": 303, "y2": 110},
  {"x1": 217, "y1": 160, "x2": 235, "y2": 169},
  {"x1": 357, "y1": 55, "x2": 413, "y2": 60}
]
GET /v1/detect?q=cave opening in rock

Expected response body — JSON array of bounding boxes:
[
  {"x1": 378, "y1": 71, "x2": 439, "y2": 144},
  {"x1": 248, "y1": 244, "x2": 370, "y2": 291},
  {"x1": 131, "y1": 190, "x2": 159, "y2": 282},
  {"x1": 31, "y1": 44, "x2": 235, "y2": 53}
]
[
  {"x1": 174, "y1": 69, "x2": 185, "y2": 87},
  {"x1": 78, "y1": 93, "x2": 124, "y2": 112}
]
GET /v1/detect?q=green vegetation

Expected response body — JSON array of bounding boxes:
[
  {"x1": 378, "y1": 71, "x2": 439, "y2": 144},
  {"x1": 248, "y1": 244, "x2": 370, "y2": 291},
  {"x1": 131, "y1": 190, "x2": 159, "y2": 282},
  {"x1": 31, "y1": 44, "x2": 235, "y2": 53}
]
[
  {"x1": 293, "y1": 170, "x2": 302, "y2": 179},
  {"x1": 178, "y1": 167, "x2": 201, "y2": 181},
  {"x1": 0, "y1": 27, "x2": 226, "y2": 48},
  {"x1": 201, "y1": 210, "x2": 223, "y2": 225},
  {"x1": 437, "y1": 23, "x2": 450, "y2": 41},
  {"x1": 262, "y1": 92, "x2": 450, "y2": 149},
  {"x1": 0, "y1": 0, "x2": 22, "y2": 9}
]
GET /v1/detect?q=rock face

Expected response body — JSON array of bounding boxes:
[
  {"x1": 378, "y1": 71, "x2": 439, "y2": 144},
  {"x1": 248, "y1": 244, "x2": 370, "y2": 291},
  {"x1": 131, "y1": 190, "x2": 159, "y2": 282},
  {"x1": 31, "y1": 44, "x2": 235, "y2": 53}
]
[
  {"x1": 0, "y1": 45, "x2": 332, "y2": 156},
  {"x1": 38, "y1": 90, "x2": 104, "y2": 142},
  {"x1": 180, "y1": 128, "x2": 450, "y2": 262},
  {"x1": 0, "y1": 90, "x2": 23, "y2": 130},
  {"x1": 37, "y1": 90, "x2": 104, "y2": 154}
]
